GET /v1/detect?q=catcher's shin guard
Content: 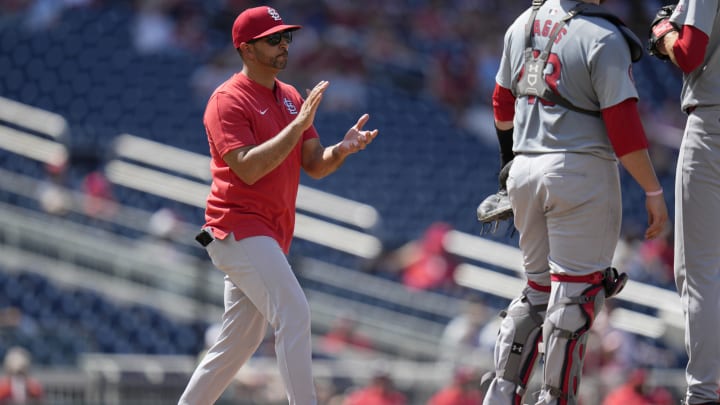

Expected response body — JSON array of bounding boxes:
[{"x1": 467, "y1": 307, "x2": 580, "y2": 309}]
[
  {"x1": 484, "y1": 285, "x2": 549, "y2": 405},
  {"x1": 536, "y1": 278, "x2": 606, "y2": 405}
]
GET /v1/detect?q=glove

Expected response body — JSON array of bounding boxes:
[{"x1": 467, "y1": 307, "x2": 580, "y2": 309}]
[
  {"x1": 476, "y1": 160, "x2": 513, "y2": 226},
  {"x1": 647, "y1": 4, "x2": 678, "y2": 60},
  {"x1": 476, "y1": 189, "x2": 512, "y2": 224}
]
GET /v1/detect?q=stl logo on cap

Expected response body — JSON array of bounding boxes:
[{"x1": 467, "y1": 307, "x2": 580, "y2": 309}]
[{"x1": 268, "y1": 8, "x2": 282, "y2": 21}]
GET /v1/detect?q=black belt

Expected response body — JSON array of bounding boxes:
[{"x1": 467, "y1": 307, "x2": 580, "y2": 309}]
[{"x1": 195, "y1": 229, "x2": 214, "y2": 247}]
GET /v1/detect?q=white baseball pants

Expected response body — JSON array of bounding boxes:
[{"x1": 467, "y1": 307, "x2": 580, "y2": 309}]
[{"x1": 178, "y1": 235, "x2": 317, "y2": 405}]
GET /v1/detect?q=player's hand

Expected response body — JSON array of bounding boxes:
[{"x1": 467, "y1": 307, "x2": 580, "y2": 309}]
[
  {"x1": 336, "y1": 114, "x2": 379, "y2": 157},
  {"x1": 295, "y1": 80, "x2": 329, "y2": 131},
  {"x1": 647, "y1": 4, "x2": 677, "y2": 61},
  {"x1": 657, "y1": 30, "x2": 678, "y2": 56},
  {"x1": 644, "y1": 193, "x2": 668, "y2": 239}
]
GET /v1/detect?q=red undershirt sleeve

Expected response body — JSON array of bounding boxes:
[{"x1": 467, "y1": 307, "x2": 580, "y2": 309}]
[
  {"x1": 602, "y1": 98, "x2": 649, "y2": 158},
  {"x1": 673, "y1": 25, "x2": 709, "y2": 74},
  {"x1": 492, "y1": 83, "x2": 516, "y2": 122}
]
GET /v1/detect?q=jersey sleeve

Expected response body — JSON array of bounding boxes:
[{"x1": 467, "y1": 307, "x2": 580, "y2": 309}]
[
  {"x1": 302, "y1": 126, "x2": 319, "y2": 141},
  {"x1": 495, "y1": 25, "x2": 517, "y2": 90},
  {"x1": 492, "y1": 84, "x2": 516, "y2": 122},
  {"x1": 204, "y1": 92, "x2": 256, "y2": 158},
  {"x1": 673, "y1": 25, "x2": 710, "y2": 73},
  {"x1": 587, "y1": 31, "x2": 639, "y2": 109},
  {"x1": 669, "y1": 0, "x2": 714, "y2": 74},
  {"x1": 602, "y1": 98, "x2": 649, "y2": 157},
  {"x1": 670, "y1": 0, "x2": 719, "y2": 35}
]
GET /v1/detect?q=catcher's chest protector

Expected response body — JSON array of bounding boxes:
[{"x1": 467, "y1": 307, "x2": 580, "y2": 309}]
[{"x1": 513, "y1": 1, "x2": 643, "y2": 116}]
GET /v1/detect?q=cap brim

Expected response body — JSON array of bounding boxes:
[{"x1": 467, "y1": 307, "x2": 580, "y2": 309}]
[{"x1": 251, "y1": 24, "x2": 302, "y2": 41}]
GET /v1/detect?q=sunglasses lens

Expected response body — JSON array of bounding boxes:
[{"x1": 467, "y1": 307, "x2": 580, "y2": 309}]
[
  {"x1": 266, "y1": 33, "x2": 281, "y2": 45},
  {"x1": 266, "y1": 31, "x2": 292, "y2": 45}
]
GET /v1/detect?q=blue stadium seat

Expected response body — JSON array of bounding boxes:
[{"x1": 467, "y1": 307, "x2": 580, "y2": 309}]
[{"x1": 0, "y1": 271, "x2": 206, "y2": 364}]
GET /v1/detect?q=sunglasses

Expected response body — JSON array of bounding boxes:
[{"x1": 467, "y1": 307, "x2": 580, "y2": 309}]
[{"x1": 250, "y1": 31, "x2": 293, "y2": 46}]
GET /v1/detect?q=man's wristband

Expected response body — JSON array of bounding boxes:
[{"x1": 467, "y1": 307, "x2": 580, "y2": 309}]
[{"x1": 646, "y1": 188, "x2": 663, "y2": 197}]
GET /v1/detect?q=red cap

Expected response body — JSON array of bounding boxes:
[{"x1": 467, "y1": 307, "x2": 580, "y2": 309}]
[{"x1": 232, "y1": 6, "x2": 301, "y2": 49}]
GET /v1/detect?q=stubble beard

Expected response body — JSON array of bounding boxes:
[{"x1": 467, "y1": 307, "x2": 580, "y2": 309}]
[
  {"x1": 271, "y1": 53, "x2": 288, "y2": 70},
  {"x1": 274, "y1": 57, "x2": 288, "y2": 70}
]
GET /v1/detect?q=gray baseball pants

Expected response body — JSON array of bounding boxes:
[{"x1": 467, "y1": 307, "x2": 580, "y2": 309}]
[
  {"x1": 483, "y1": 152, "x2": 619, "y2": 405},
  {"x1": 178, "y1": 235, "x2": 317, "y2": 405},
  {"x1": 675, "y1": 106, "x2": 720, "y2": 405}
]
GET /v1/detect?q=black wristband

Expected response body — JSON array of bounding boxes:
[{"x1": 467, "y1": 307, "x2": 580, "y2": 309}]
[{"x1": 496, "y1": 126, "x2": 514, "y2": 168}]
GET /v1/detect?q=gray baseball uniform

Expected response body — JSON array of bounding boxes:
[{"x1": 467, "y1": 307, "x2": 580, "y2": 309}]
[
  {"x1": 483, "y1": 1, "x2": 639, "y2": 404},
  {"x1": 670, "y1": 1, "x2": 720, "y2": 403}
]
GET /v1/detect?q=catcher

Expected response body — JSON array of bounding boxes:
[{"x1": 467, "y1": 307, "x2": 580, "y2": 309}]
[{"x1": 479, "y1": 1, "x2": 668, "y2": 404}]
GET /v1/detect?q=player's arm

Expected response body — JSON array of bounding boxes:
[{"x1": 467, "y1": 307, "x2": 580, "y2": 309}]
[
  {"x1": 302, "y1": 114, "x2": 378, "y2": 179},
  {"x1": 476, "y1": 83, "x2": 516, "y2": 226},
  {"x1": 223, "y1": 124, "x2": 306, "y2": 185},
  {"x1": 492, "y1": 83, "x2": 515, "y2": 168},
  {"x1": 603, "y1": 98, "x2": 668, "y2": 239},
  {"x1": 223, "y1": 81, "x2": 328, "y2": 185},
  {"x1": 658, "y1": 25, "x2": 709, "y2": 73}
]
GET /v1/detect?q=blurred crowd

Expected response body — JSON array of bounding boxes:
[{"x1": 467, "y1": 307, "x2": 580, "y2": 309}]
[
  {"x1": 0, "y1": 346, "x2": 44, "y2": 404},
  {"x1": 1, "y1": 0, "x2": 686, "y2": 141}
]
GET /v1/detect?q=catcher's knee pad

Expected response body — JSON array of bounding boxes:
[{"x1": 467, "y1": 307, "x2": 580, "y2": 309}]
[
  {"x1": 539, "y1": 282, "x2": 606, "y2": 405},
  {"x1": 492, "y1": 288, "x2": 549, "y2": 401}
]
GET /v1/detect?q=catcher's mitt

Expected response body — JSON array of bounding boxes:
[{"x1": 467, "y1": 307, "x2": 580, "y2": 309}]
[
  {"x1": 477, "y1": 189, "x2": 512, "y2": 223},
  {"x1": 477, "y1": 160, "x2": 513, "y2": 230},
  {"x1": 647, "y1": 4, "x2": 678, "y2": 60}
]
